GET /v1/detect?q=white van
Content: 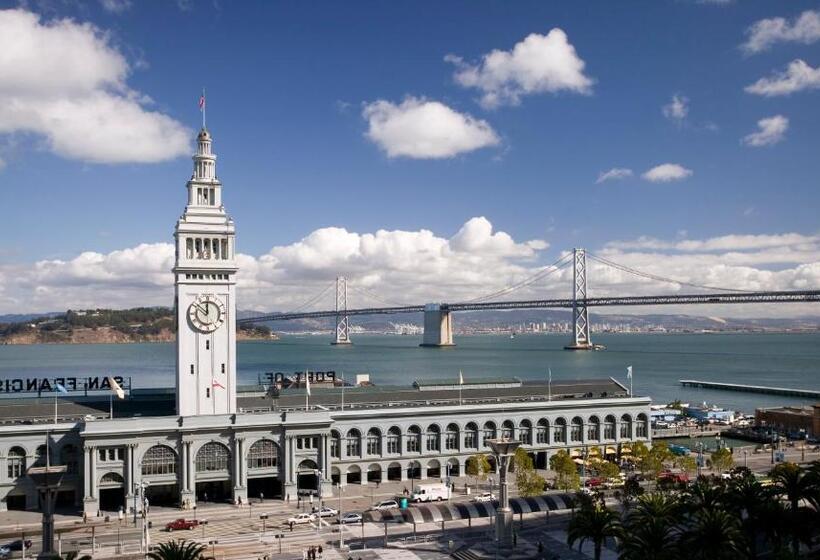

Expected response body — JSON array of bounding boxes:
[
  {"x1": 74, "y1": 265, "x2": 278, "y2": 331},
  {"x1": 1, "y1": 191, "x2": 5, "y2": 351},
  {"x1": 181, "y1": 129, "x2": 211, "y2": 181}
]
[{"x1": 411, "y1": 482, "x2": 451, "y2": 502}]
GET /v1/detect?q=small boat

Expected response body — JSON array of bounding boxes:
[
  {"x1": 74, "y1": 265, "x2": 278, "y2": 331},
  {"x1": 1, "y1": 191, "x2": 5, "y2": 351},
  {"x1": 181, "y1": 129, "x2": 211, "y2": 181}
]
[{"x1": 510, "y1": 332, "x2": 516, "y2": 339}]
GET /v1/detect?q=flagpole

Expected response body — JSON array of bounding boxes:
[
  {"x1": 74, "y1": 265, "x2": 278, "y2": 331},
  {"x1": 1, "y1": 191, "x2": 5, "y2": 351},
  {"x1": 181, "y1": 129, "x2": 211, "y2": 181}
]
[
  {"x1": 202, "y1": 87, "x2": 206, "y2": 129},
  {"x1": 110, "y1": 393, "x2": 113, "y2": 419},
  {"x1": 54, "y1": 391, "x2": 57, "y2": 424},
  {"x1": 548, "y1": 368, "x2": 552, "y2": 402}
]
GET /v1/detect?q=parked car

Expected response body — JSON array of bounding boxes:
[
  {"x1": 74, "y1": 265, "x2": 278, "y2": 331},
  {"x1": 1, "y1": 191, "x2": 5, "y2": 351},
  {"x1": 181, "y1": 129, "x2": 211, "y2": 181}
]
[
  {"x1": 166, "y1": 518, "x2": 199, "y2": 531},
  {"x1": 6, "y1": 540, "x2": 32, "y2": 551},
  {"x1": 371, "y1": 499, "x2": 399, "y2": 511},
  {"x1": 287, "y1": 513, "x2": 315, "y2": 525},
  {"x1": 0, "y1": 546, "x2": 10, "y2": 559},
  {"x1": 339, "y1": 512, "x2": 363, "y2": 524},
  {"x1": 584, "y1": 477, "x2": 605, "y2": 488},
  {"x1": 658, "y1": 471, "x2": 689, "y2": 484},
  {"x1": 471, "y1": 492, "x2": 496, "y2": 503},
  {"x1": 316, "y1": 506, "x2": 338, "y2": 518}
]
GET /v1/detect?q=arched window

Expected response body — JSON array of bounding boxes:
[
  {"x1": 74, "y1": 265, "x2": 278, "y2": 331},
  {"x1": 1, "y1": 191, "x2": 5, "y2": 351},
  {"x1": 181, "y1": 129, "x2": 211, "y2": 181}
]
[
  {"x1": 425, "y1": 425, "x2": 440, "y2": 452},
  {"x1": 636, "y1": 414, "x2": 648, "y2": 438},
  {"x1": 554, "y1": 417, "x2": 567, "y2": 443},
  {"x1": 407, "y1": 425, "x2": 422, "y2": 453},
  {"x1": 464, "y1": 422, "x2": 478, "y2": 449},
  {"x1": 345, "y1": 429, "x2": 361, "y2": 457},
  {"x1": 604, "y1": 415, "x2": 616, "y2": 440},
  {"x1": 366, "y1": 428, "x2": 381, "y2": 456},
  {"x1": 100, "y1": 472, "x2": 124, "y2": 486},
  {"x1": 142, "y1": 445, "x2": 177, "y2": 476},
  {"x1": 482, "y1": 421, "x2": 497, "y2": 447},
  {"x1": 196, "y1": 442, "x2": 230, "y2": 472},
  {"x1": 248, "y1": 439, "x2": 278, "y2": 469},
  {"x1": 620, "y1": 414, "x2": 633, "y2": 439},
  {"x1": 7, "y1": 447, "x2": 26, "y2": 479},
  {"x1": 519, "y1": 420, "x2": 532, "y2": 445},
  {"x1": 445, "y1": 423, "x2": 459, "y2": 450},
  {"x1": 386, "y1": 427, "x2": 400, "y2": 454},
  {"x1": 536, "y1": 419, "x2": 549, "y2": 444},
  {"x1": 587, "y1": 416, "x2": 601, "y2": 441},
  {"x1": 501, "y1": 420, "x2": 514, "y2": 440},
  {"x1": 570, "y1": 417, "x2": 584, "y2": 442},
  {"x1": 60, "y1": 444, "x2": 78, "y2": 474},
  {"x1": 330, "y1": 430, "x2": 341, "y2": 458}
]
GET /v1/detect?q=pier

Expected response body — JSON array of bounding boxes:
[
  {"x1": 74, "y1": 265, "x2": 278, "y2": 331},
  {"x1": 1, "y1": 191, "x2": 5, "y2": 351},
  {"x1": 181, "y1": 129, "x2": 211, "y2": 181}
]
[{"x1": 680, "y1": 379, "x2": 820, "y2": 399}]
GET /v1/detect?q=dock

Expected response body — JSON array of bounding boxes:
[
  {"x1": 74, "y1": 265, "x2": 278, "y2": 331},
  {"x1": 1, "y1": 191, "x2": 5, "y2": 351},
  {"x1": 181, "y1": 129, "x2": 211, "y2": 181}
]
[{"x1": 680, "y1": 379, "x2": 820, "y2": 399}]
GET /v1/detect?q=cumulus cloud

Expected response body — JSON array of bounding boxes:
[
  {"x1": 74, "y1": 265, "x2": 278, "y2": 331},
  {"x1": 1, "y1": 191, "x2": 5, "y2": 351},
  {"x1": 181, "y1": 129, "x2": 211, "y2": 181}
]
[
  {"x1": 741, "y1": 115, "x2": 789, "y2": 147},
  {"x1": 0, "y1": 9, "x2": 190, "y2": 165},
  {"x1": 662, "y1": 94, "x2": 689, "y2": 123},
  {"x1": 445, "y1": 29, "x2": 593, "y2": 109},
  {"x1": 641, "y1": 163, "x2": 693, "y2": 183},
  {"x1": 742, "y1": 10, "x2": 820, "y2": 54},
  {"x1": 361, "y1": 97, "x2": 499, "y2": 159},
  {"x1": 745, "y1": 59, "x2": 820, "y2": 97},
  {"x1": 3, "y1": 223, "x2": 819, "y2": 320},
  {"x1": 596, "y1": 168, "x2": 633, "y2": 184}
]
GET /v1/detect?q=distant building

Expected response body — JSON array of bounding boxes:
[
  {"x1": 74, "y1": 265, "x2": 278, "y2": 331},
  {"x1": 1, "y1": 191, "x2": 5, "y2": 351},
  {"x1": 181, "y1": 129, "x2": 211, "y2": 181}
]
[
  {"x1": 684, "y1": 404, "x2": 735, "y2": 423},
  {"x1": 755, "y1": 404, "x2": 820, "y2": 438}
]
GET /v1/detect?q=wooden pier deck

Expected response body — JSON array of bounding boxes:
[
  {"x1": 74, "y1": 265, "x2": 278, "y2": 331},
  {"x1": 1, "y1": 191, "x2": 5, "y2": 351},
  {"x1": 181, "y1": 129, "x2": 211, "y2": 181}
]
[{"x1": 680, "y1": 379, "x2": 820, "y2": 399}]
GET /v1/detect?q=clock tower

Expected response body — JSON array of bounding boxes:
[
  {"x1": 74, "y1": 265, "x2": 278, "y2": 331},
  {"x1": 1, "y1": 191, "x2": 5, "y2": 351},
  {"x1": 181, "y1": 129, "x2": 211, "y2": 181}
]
[{"x1": 173, "y1": 127, "x2": 237, "y2": 416}]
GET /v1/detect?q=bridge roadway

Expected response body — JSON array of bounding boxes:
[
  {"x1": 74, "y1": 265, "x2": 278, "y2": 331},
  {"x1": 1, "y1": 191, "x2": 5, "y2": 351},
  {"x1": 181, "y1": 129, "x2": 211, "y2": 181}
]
[{"x1": 238, "y1": 289, "x2": 820, "y2": 324}]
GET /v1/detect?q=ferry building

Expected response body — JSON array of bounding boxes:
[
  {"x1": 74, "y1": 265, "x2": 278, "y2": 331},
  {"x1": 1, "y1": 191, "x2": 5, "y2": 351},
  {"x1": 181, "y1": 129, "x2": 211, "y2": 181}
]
[{"x1": 0, "y1": 126, "x2": 652, "y2": 514}]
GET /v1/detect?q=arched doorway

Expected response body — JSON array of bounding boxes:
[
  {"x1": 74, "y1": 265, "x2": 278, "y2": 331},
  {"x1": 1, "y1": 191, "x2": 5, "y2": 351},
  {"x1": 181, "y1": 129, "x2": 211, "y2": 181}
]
[
  {"x1": 297, "y1": 459, "x2": 319, "y2": 494},
  {"x1": 387, "y1": 462, "x2": 402, "y2": 481},
  {"x1": 345, "y1": 464, "x2": 362, "y2": 485},
  {"x1": 247, "y1": 439, "x2": 281, "y2": 499},
  {"x1": 195, "y1": 442, "x2": 232, "y2": 503},
  {"x1": 141, "y1": 445, "x2": 179, "y2": 507},
  {"x1": 426, "y1": 459, "x2": 441, "y2": 479},
  {"x1": 366, "y1": 463, "x2": 382, "y2": 484},
  {"x1": 331, "y1": 466, "x2": 341, "y2": 485},
  {"x1": 406, "y1": 460, "x2": 421, "y2": 481},
  {"x1": 99, "y1": 472, "x2": 125, "y2": 512},
  {"x1": 446, "y1": 458, "x2": 460, "y2": 477}
]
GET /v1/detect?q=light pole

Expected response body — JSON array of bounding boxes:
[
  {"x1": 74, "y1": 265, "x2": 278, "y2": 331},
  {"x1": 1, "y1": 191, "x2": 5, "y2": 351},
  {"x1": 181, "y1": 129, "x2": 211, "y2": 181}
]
[
  {"x1": 487, "y1": 438, "x2": 521, "y2": 551},
  {"x1": 337, "y1": 483, "x2": 344, "y2": 550},
  {"x1": 696, "y1": 442, "x2": 704, "y2": 477},
  {"x1": 27, "y1": 436, "x2": 66, "y2": 557},
  {"x1": 316, "y1": 469, "x2": 323, "y2": 535},
  {"x1": 743, "y1": 449, "x2": 748, "y2": 469},
  {"x1": 259, "y1": 514, "x2": 268, "y2": 536}
]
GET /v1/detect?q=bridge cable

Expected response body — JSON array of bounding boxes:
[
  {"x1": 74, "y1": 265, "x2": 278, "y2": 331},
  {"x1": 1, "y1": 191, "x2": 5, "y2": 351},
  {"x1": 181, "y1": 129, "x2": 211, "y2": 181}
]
[
  {"x1": 347, "y1": 283, "x2": 408, "y2": 308},
  {"x1": 464, "y1": 252, "x2": 575, "y2": 303},
  {"x1": 587, "y1": 253, "x2": 751, "y2": 293}
]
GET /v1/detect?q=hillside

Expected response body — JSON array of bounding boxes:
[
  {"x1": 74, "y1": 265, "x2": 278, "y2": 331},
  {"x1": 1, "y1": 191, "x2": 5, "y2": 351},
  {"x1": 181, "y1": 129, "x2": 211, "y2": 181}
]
[{"x1": 0, "y1": 307, "x2": 276, "y2": 345}]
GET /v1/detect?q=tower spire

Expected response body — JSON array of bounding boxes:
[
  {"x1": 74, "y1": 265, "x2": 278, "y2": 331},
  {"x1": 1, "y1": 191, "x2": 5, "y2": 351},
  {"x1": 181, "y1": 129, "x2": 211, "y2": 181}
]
[{"x1": 199, "y1": 88, "x2": 206, "y2": 130}]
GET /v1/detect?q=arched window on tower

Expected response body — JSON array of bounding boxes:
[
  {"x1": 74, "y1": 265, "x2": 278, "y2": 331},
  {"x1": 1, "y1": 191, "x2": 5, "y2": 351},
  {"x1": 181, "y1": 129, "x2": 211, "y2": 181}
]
[
  {"x1": 213, "y1": 238, "x2": 220, "y2": 259},
  {"x1": 204, "y1": 239, "x2": 211, "y2": 259},
  {"x1": 195, "y1": 238, "x2": 203, "y2": 259},
  {"x1": 186, "y1": 238, "x2": 193, "y2": 259},
  {"x1": 221, "y1": 240, "x2": 228, "y2": 260}
]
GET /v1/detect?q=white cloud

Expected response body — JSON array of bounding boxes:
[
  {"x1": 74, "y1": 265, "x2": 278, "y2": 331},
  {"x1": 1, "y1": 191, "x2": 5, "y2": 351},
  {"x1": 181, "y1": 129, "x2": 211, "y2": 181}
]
[
  {"x1": 445, "y1": 29, "x2": 593, "y2": 109},
  {"x1": 4, "y1": 223, "x2": 820, "y2": 320},
  {"x1": 742, "y1": 10, "x2": 820, "y2": 54},
  {"x1": 0, "y1": 9, "x2": 190, "y2": 165},
  {"x1": 641, "y1": 163, "x2": 693, "y2": 183},
  {"x1": 596, "y1": 168, "x2": 633, "y2": 184},
  {"x1": 362, "y1": 97, "x2": 499, "y2": 159},
  {"x1": 662, "y1": 94, "x2": 689, "y2": 123},
  {"x1": 99, "y1": 0, "x2": 132, "y2": 13},
  {"x1": 745, "y1": 59, "x2": 820, "y2": 97},
  {"x1": 741, "y1": 115, "x2": 789, "y2": 147}
]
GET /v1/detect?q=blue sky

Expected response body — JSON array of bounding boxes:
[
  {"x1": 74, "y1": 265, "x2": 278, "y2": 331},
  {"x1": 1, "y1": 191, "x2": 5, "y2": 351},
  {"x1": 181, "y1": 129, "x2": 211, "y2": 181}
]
[{"x1": 0, "y1": 0, "x2": 819, "y2": 314}]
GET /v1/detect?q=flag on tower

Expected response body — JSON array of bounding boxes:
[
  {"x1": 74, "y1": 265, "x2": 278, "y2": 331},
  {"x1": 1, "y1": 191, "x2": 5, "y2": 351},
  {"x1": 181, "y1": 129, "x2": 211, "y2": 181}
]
[
  {"x1": 108, "y1": 376, "x2": 125, "y2": 399},
  {"x1": 459, "y1": 370, "x2": 464, "y2": 385},
  {"x1": 627, "y1": 366, "x2": 633, "y2": 379},
  {"x1": 305, "y1": 373, "x2": 311, "y2": 396},
  {"x1": 212, "y1": 378, "x2": 225, "y2": 390},
  {"x1": 198, "y1": 92, "x2": 206, "y2": 111}
]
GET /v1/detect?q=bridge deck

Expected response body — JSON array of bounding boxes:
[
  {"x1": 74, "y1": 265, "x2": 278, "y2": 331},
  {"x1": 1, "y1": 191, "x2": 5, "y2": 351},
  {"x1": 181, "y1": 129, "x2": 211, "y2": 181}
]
[{"x1": 679, "y1": 379, "x2": 820, "y2": 399}]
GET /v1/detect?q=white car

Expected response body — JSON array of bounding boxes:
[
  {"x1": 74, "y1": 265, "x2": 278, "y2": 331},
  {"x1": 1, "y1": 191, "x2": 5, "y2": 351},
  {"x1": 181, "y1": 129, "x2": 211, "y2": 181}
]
[
  {"x1": 287, "y1": 513, "x2": 315, "y2": 525},
  {"x1": 372, "y1": 499, "x2": 399, "y2": 511},
  {"x1": 316, "y1": 506, "x2": 338, "y2": 518},
  {"x1": 339, "y1": 512, "x2": 363, "y2": 524},
  {"x1": 471, "y1": 492, "x2": 496, "y2": 503}
]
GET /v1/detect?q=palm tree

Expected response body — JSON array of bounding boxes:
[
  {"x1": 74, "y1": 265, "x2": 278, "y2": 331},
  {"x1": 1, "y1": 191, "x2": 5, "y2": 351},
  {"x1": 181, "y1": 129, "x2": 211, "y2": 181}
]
[
  {"x1": 725, "y1": 474, "x2": 773, "y2": 559},
  {"x1": 685, "y1": 476, "x2": 726, "y2": 513},
  {"x1": 680, "y1": 509, "x2": 744, "y2": 560},
  {"x1": 619, "y1": 493, "x2": 680, "y2": 560},
  {"x1": 769, "y1": 462, "x2": 814, "y2": 557},
  {"x1": 567, "y1": 502, "x2": 621, "y2": 560},
  {"x1": 146, "y1": 540, "x2": 206, "y2": 560}
]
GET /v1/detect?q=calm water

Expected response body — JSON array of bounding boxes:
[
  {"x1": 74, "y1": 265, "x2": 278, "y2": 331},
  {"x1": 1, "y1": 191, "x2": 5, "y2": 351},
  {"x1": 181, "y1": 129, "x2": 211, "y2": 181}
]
[{"x1": 0, "y1": 333, "x2": 818, "y2": 414}]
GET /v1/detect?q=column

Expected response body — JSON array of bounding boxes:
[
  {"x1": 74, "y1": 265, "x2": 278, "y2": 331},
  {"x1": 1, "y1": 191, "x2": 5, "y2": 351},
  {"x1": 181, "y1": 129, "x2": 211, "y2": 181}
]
[
  {"x1": 125, "y1": 444, "x2": 135, "y2": 507},
  {"x1": 547, "y1": 422, "x2": 554, "y2": 446},
  {"x1": 83, "y1": 447, "x2": 92, "y2": 499},
  {"x1": 289, "y1": 436, "x2": 296, "y2": 483},
  {"x1": 188, "y1": 442, "x2": 196, "y2": 493}
]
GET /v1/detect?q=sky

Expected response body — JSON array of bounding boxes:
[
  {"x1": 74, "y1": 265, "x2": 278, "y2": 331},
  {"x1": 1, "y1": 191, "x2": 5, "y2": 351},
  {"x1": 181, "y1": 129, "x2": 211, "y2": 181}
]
[{"x1": 0, "y1": 0, "x2": 819, "y2": 317}]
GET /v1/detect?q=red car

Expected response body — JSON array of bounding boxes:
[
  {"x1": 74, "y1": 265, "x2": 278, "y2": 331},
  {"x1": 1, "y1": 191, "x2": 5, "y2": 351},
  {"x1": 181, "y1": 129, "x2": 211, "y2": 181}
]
[
  {"x1": 166, "y1": 518, "x2": 199, "y2": 532},
  {"x1": 584, "y1": 477, "x2": 605, "y2": 488},
  {"x1": 658, "y1": 471, "x2": 689, "y2": 484}
]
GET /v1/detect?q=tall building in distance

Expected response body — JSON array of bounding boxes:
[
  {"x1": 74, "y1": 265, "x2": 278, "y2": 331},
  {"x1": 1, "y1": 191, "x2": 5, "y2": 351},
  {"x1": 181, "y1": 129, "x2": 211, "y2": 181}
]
[{"x1": 173, "y1": 127, "x2": 238, "y2": 416}]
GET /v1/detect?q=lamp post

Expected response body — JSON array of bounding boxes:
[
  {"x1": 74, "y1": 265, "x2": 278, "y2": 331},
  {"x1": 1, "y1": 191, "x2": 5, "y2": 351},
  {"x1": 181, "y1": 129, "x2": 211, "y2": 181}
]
[
  {"x1": 27, "y1": 443, "x2": 66, "y2": 557},
  {"x1": 743, "y1": 449, "x2": 748, "y2": 469},
  {"x1": 487, "y1": 437, "x2": 521, "y2": 551}
]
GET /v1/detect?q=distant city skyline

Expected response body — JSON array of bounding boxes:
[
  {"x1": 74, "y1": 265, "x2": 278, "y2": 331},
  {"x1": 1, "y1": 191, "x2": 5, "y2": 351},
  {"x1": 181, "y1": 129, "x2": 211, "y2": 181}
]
[{"x1": 0, "y1": 1, "x2": 819, "y2": 317}]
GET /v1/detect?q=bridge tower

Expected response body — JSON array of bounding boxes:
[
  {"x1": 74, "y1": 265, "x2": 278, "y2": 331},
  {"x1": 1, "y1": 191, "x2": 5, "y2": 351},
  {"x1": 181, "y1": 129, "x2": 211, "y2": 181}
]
[
  {"x1": 332, "y1": 276, "x2": 352, "y2": 345},
  {"x1": 565, "y1": 248, "x2": 594, "y2": 350},
  {"x1": 420, "y1": 303, "x2": 455, "y2": 347}
]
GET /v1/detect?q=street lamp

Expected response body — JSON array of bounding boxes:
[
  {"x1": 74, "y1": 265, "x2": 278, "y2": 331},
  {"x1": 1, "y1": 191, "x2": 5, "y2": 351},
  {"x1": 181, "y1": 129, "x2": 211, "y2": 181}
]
[
  {"x1": 27, "y1": 443, "x2": 66, "y2": 557},
  {"x1": 743, "y1": 449, "x2": 748, "y2": 469},
  {"x1": 259, "y1": 514, "x2": 269, "y2": 535},
  {"x1": 487, "y1": 437, "x2": 521, "y2": 551}
]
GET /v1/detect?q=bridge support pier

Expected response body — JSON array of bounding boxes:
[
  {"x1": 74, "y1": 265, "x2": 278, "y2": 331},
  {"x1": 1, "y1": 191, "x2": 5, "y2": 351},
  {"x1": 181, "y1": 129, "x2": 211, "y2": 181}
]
[
  {"x1": 565, "y1": 248, "x2": 594, "y2": 350},
  {"x1": 420, "y1": 304, "x2": 455, "y2": 347},
  {"x1": 331, "y1": 276, "x2": 352, "y2": 345}
]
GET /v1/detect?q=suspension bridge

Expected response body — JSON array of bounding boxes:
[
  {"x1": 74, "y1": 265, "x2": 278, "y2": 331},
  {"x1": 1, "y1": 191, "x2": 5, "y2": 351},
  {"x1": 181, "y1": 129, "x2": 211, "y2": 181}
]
[{"x1": 238, "y1": 249, "x2": 820, "y2": 349}]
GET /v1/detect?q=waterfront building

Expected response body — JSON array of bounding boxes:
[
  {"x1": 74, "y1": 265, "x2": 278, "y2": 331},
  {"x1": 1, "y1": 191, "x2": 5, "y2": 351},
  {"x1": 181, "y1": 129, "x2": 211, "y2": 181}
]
[
  {"x1": 756, "y1": 404, "x2": 820, "y2": 438},
  {"x1": 0, "y1": 126, "x2": 652, "y2": 514}
]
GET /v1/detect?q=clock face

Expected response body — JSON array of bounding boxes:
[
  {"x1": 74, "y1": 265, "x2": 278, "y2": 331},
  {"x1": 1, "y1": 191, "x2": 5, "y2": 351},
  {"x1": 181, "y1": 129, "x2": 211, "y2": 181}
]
[{"x1": 188, "y1": 294, "x2": 226, "y2": 333}]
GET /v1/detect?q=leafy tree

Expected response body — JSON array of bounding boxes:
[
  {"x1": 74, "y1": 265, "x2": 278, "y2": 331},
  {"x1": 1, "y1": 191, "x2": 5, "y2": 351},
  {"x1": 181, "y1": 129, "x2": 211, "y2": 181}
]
[
  {"x1": 146, "y1": 540, "x2": 206, "y2": 560},
  {"x1": 596, "y1": 460, "x2": 620, "y2": 481},
  {"x1": 567, "y1": 502, "x2": 622, "y2": 560},
  {"x1": 709, "y1": 447, "x2": 734, "y2": 474},
  {"x1": 513, "y1": 447, "x2": 545, "y2": 496},
  {"x1": 550, "y1": 450, "x2": 580, "y2": 491},
  {"x1": 465, "y1": 453, "x2": 491, "y2": 483},
  {"x1": 674, "y1": 454, "x2": 697, "y2": 475}
]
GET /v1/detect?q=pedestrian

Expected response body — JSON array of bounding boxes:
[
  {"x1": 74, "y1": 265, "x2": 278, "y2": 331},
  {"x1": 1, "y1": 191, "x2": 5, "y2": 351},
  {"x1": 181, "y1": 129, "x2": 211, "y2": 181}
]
[
  {"x1": 302, "y1": 548, "x2": 307, "y2": 560},
  {"x1": 286, "y1": 493, "x2": 290, "y2": 504},
  {"x1": 403, "y1": 486, "x2": 408, "y2": 495},
  {"x1": 83, "y1": 511, "x2": 88, "y2": 524},
  {"x1": 260, "y1": 491, "x2": 264, "y2": 503},
  {"x1": 118, "y1": 507, "x2": 124, "y2": 523},
  {"x1": 204, "y1": 492, "x2": 209, "y2": 503},
  {"x1": 290, "y1": 521, "x2": 294, "y2": 532},
  {"x1": 318, "y1": 545, "x2": 323, "y2": 558}
]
